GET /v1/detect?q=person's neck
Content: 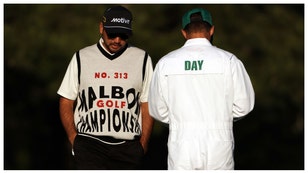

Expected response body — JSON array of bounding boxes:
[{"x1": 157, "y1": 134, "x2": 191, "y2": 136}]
[
  {"x1": 187, "y1": 33, "x2": 209, "y2": 40},
  {"x1": 100, "y1": 39, "x2": 115, "y2": 55}
]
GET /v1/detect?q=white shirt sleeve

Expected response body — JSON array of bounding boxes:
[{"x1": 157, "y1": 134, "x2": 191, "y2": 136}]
[
  {"x1": 231, "y1": 56, "x2": 255, "y2": 118},
  {"x1": 139, "y1": 55, "x2": 154, "y2": 103},
  {"x1": 57, "y1": 53, "x2": 79, "y2": 100},
  {"x1": 148, "y1": 61, "x2": 170, "y2": 124}
]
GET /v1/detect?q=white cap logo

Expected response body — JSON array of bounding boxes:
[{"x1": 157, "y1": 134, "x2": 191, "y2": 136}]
[{"x1": 111, "y1": 18, "x2": 130, "y2": 24}]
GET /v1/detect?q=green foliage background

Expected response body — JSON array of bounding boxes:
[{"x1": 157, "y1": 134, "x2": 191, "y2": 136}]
[{"x1": 4, "y1": 4, "x2": 304, "y2": 170}]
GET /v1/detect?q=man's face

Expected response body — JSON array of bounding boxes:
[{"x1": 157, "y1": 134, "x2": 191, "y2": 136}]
[{"x1": 100, "y1": 23, "x2": 128, "y2": 53}]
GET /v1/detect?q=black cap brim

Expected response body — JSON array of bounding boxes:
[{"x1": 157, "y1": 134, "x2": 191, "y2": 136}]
[{"x1": 105, "y1": 27, "x2": 132, "y2": 36}]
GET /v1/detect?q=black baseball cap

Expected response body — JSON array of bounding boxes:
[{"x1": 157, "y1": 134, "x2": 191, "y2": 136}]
[{"x1": 102, "y1": 6, "x2": 133, "y2": 36}]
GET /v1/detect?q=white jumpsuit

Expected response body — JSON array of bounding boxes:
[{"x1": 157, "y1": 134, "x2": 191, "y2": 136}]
[{"x1": 148, "y1": 38, "x2": 255, "y2": 170}]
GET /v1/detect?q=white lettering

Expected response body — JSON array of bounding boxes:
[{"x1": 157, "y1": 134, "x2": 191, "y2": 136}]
[{"x1": 111, "y1": 18, "x2": 130, "y2": 24}]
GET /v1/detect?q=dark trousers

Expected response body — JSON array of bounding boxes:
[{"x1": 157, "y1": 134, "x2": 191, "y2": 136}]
[{"x1": 73, "y1": 134, "x2": 144, "y2": 170}]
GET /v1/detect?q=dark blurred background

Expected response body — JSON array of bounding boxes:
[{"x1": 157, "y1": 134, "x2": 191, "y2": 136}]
[{"x1": 4, "y1": 4, "x2": 304, "y2": 170}]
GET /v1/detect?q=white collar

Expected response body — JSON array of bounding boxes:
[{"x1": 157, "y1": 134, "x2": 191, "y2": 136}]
[{"x1": 183, "y1": 38, "x2": 212, "y2": 47}]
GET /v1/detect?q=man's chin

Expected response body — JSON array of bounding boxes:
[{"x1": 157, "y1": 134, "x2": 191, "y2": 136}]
[{"x1": 110, "y1": 46, "x2": 122, "y2": 53}]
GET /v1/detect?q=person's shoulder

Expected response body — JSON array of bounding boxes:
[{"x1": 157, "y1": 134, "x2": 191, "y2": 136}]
[
  {"x1": 127, "y1": 44, "x2": 147, "y2": 53},
  {"x1": 126, "y1": 44, "x2": 150, "y2": 60},
  {"x1": 155, "y1": 48, "x2": 181, "y2": 65},
  {"x1": 211, "y1": 46, "x2": 236, "y2": 59},
  {"x1": 71, "y1": 43, "x2": 97, "y2": 58},
  {"x1": 161, "y1": 47, "x2": 183, "y2": 60}
]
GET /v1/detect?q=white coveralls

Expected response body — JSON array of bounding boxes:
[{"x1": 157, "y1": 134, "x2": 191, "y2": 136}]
[{"x1": 148, "y1": 38, "x2": 255, "y2": 170}]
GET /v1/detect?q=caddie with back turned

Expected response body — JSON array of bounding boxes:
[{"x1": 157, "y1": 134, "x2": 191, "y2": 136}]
[{"x1": 149, "y1": 7, "x2": 255, "y2": 170}]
